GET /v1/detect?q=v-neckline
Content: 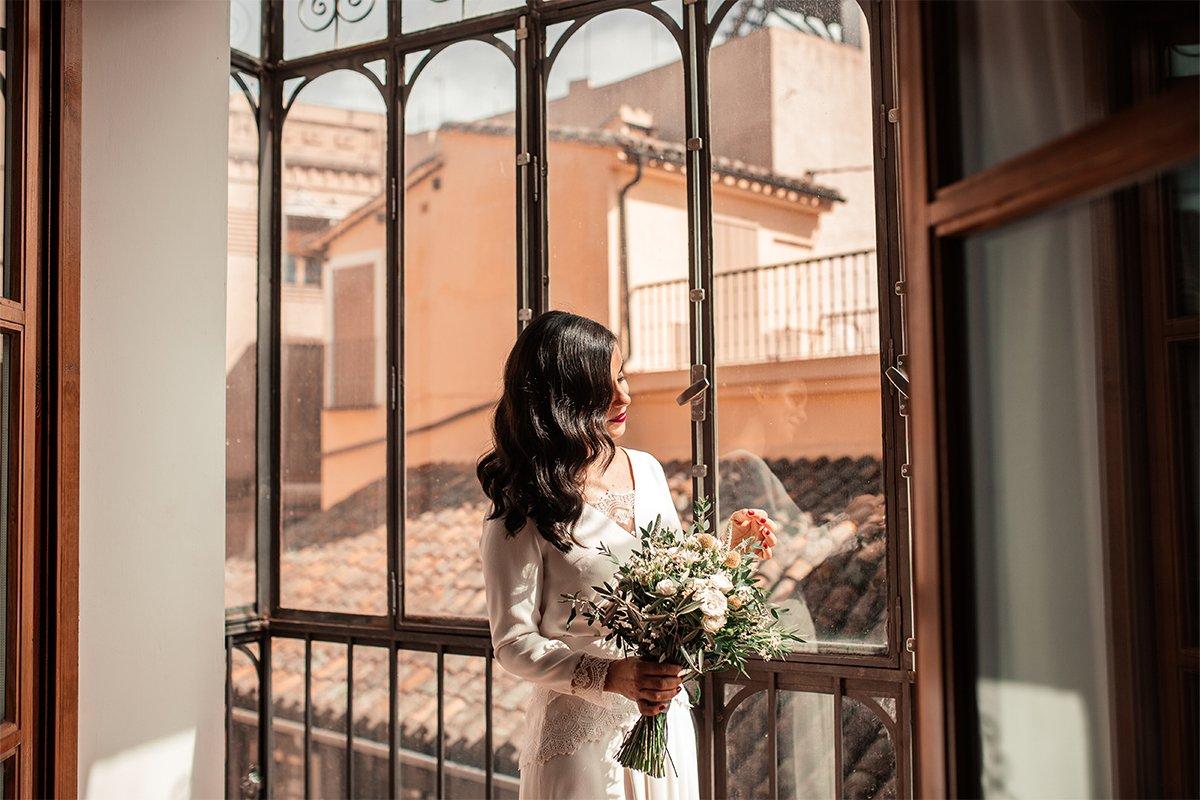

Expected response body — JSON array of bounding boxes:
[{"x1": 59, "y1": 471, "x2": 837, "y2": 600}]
[{"x1": 583, "y1": 447, "x2": 640, "y2": 536}]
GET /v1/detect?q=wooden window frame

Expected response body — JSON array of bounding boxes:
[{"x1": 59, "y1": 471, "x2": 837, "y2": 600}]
[{"x1": 895, "y1": 1, "x2": 1199, "y2": 796}]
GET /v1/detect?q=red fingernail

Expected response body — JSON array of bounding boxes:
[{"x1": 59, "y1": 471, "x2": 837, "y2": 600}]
[{"x1": 747, "y1": 511, "x2": 756, "y2": 517}]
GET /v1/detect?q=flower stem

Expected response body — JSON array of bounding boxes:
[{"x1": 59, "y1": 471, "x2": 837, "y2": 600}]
[{"x1": 616, "y1": 711, "x2": 675, "y2": 779}]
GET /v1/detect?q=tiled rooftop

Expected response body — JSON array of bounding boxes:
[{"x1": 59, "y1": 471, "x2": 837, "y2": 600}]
[{"x1": 228, "y1": 456, "x2": 894, "y2": 790}]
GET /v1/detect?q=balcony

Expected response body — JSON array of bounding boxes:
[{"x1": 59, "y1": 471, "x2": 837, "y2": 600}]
[{"x1": 627, "y1": 250, "x2": 880, "y2": 373}]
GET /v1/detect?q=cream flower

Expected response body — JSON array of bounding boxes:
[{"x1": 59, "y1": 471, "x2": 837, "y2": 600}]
[
  {"x1": 709, "y1": 572, "x2": 733, "y2": 593},
  {"x1": 696, "y1": 533, "x2": 717, "y2": 550},
  {"x1": 655, "y1": 578, "x2": 679, "y2": 597},
  {"x1": 698, "y1": 587, "x2": 728, "y2": 617},
  {"x1": 702, "y1": 614, "x2": 727, "y2": 633},
  {"x1": 723, "y1": 551, "x2": 742, "y2": 569}
]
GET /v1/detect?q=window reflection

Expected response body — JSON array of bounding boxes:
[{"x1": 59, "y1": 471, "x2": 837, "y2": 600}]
[
  {"x1": 279, "y1": 70, "x2": 389, "y2": 616},
  {"x1": 709, "y1": 0, "x2": 887, "y2": 652}
]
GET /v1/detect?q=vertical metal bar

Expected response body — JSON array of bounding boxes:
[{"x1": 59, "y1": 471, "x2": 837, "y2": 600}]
[
  {"x1": 706, "y1": 673, "x2": 721, "y2": 800},
  {"x1": 684, "y1": 0, "x2": 718, "y2": 790},
  {"x1": 260, "y1": 632, "x2": 273, "y2": 799},
  {"x1": 768, "y1": 671, "x2": 779, "y2": 800},
  {"x1": 386, "y1": 39, "x2": 401, "y2": 632},
  {"x1": 834, "y1": 676, "x2": 845, "y2": 799},
  {"x1": 347, "y1": 639, "x2": 355, "y2": 798},
  {"x1": 255, "y1": 7, "x2": 281, "y2": 627},
  {"x1": 389, "y1": 642, "x2": 398, "y2": 800},
  {"x1": 436, "y1": 645, "x2": 445, "y2": 798},
  {"x1": 395, "y1": 43, "x2": 408, "y2": 625},
  {"x1": 531, "y1": 12, "x2": 550, "y2": 314},
  {"x1": 226, "y1": 637, "x2": 234, "y2": 800},
  {"x1": 515, "y1": 14, "x2": 534, "y2": 323},
  {"x1": 304, "y1": 636, "x2": 312, "y2": 800},
  {"x1": 485, "y1": 653, "x2": 495, "y2": 798}
]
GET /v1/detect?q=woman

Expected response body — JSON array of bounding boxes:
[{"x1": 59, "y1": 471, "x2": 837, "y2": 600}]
[{"x1": 477, "y1": 311, "x2": 778, "y2": 800}]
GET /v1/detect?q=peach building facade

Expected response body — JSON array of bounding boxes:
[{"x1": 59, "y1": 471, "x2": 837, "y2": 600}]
[{"x1": 226, "y1": 23, "x2": 883, "y2": 520}]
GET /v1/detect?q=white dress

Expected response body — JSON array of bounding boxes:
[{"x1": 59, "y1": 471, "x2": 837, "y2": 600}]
[{"x1": 479, "y1": 447, "x2": 701, "y2": 800}]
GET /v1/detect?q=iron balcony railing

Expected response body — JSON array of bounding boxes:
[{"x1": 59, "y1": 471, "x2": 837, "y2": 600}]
[{"x1": 626, "y1": 249, "x2": 879, "y2": 372}]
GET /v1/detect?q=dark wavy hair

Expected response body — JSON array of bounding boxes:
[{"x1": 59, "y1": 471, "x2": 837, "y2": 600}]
[{"x1": 476, "y1": 310, "x2": 620, "y2": 552}]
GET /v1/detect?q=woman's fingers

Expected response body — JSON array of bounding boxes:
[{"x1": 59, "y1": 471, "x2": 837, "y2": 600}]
[
  {"x1": 637, "y1": 699, "x2": 669, "y2": 716},
  {"x1": 636, "y1": 676, "x2": 682, "y2": 692},
  {"x1": 636, "y1": 661, "x2": 683, "y2": 678},
  {"x1": 638, "y1": 687, "x2": 679, "y2": 703}
]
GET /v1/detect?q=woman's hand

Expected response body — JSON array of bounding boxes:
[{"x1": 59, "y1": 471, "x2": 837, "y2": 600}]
[
  {"x1": 604, "y1": 657, "x2": 684, "y2": 716},
  {"x1": 729, "y1": 508, "x2": 778, "y2": 560}
]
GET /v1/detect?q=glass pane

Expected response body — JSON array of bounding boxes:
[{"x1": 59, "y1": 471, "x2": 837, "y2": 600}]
[
  {"x1": 939, "y1": 0, "x2": 1104, "y2": 182},
  {"x1": 284, "y1": 0, "x2": 388, "y2": 60},
  {"x1": 227, "y1": 77, "x2": 259, "y2": 612},
  {"x1": 778, "y1": 689, "x2": 835, "y2": 799},
  {"x1": 270, "y1": 638, "x2": 306, "y2": 799},
  {"x1": 396, "y1": 649, "x2": 438, "y2": 798},
  {"x1": 492, "y1": 661, "x2": 530, "y2": 799},
  {"x1": 402, "y1": 43, "x2": 515, "y2": 619},
  {"x1": 842, "y1": 696, "x2": 896, "y2": 799},
  {"x1": 724, "y1": 686, "x2": 768, "y2": 799},
  {"x1": 229, "y1": 642, "x2": 263, "y2": 799},
  {"x1": 311, "y1": 641, "x2": 349, "y2": 798},
  {"x1": 402, "y1": 0, "x2": 522, "y2": 34},
  {"x1": 545, "y1": 7, "x2": 694, "y2": 523},
  {"x1": 280, "y1": 71, "x2": 388, "y2": 615},
  {"x1": 724, "y1": 685, "x2": 836, "y2": 799},
  {"x1": 1166, "y1": 159, "x2": 1199, "y2": 318},
  {"x1": 960, "y1": 202, "x2": 1112, "y2": 798},
  {"x1": 1173, "y1": 341, "x2": 1198, "y2": 648},
  {"x1": 230, "y1": 0, "x2": 262, "y2": 56},
  {"x1": 351, "y1": 646, "x2": 390, "y2": 798},
  {"x1": 709, "y1": 1, "x2": 886, "y2": 653},
  {"x1": 444, "y1": 655, "x2": 487, "y2": 798}
]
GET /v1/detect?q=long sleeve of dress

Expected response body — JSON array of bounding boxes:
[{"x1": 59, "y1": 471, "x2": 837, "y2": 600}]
[{"x1": 479, "y1": 519, "x2": 613, "y2": 705}]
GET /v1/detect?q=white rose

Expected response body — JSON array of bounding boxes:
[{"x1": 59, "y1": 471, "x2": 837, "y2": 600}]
[
  {"x1": 655, "y1": 578, "x2": 678, "y2": 597},
  {"x1": 709, "y1": 572, "x2": 733, "y2": 593},
  {"x1": 702, "y1": 614, "x2": 727, "y2": 633},
  {"x1": 698, "y1": 588, "x2": 728, "y2": 617}
]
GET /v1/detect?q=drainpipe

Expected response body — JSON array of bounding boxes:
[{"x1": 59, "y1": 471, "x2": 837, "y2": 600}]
[{"x1": 616, "y1": 152, "x2": 643, "y2": 358}]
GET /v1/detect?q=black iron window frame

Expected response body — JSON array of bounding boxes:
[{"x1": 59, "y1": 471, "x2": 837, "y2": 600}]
[{"x1": 226, "y1": 0, "x2": 913, "y2": 796}]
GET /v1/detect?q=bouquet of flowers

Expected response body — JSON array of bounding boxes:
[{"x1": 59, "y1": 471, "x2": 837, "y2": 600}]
[{"x1": 563, "y1": 497, "x2": 800, "y2": 778}]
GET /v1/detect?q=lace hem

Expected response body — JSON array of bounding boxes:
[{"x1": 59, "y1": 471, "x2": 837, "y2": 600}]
[
  {"x1": 519, "y1": 684, "x2": 640, "y2": 769},
  {"x1": 569, "y1": 653, "x2": 611, "y2": 704}
]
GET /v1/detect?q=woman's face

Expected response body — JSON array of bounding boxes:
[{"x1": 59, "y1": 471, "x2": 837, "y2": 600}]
[{"x1": 606, "y1": 347, "x2": 631, "y2": 439}]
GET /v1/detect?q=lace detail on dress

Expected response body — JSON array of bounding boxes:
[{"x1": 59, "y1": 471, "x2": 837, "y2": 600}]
[
  {"x1": 519, "y1": 683, "x2": 641, "y2": 769},
  {"x1": 569, "y1": 653, "x2": 612, "y2": 703},
  {"x1": 591, "y1": 487, "x2": 637, "y2": 532}
]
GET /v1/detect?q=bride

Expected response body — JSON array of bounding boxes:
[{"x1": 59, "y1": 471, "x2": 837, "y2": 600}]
[{"x1": 477, "y1": 311, "x2": 778, "y2": 799}]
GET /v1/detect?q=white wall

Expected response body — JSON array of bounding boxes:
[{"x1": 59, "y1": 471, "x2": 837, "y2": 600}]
[{"x1": 80, "y1": 2, "x2": 229, "y2": 797}]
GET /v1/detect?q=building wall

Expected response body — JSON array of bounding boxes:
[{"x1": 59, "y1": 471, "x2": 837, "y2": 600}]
[
  {"x1": 768, "y1": 25, "x2": 877, "y2": 256},
  {"x1": 80, "y1": 1, "x2": 228, "y2": 796}
]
